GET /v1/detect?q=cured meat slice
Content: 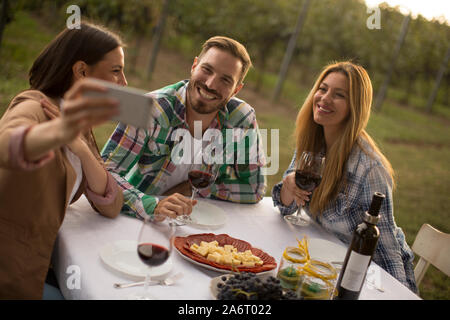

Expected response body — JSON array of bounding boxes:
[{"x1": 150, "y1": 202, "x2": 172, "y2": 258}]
[{"x1": 174, "y1": 233, "x2": 277, "y2": 273}]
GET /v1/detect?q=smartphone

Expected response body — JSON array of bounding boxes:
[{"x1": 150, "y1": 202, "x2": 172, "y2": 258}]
[{"x1": 82, "y1": 78, "x2": 157, "y2": 129}]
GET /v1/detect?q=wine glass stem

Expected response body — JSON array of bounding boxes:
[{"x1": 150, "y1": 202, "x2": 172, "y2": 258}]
[
  {"x1": 296, "y1": 205, "x2": 302, "y2": 218},
  {"x1": 143, "y1": 271, "x2": 151, "y2": 292},
  {"x1": 190, "y1": 187, "x2": 196, "y2": 202}
]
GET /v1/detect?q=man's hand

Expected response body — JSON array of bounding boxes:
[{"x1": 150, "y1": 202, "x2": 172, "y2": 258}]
[{"x1": 154, "y1": 193, "x2": 197, "y2": 220}]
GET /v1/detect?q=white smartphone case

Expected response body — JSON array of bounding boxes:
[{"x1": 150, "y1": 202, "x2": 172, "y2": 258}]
[{"x1": 83, "y1": 78, "x2": 157, "y2": 129}]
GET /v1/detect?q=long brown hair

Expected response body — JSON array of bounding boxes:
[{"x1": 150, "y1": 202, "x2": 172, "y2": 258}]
[
  {"x1": 29, "y1": 22, "x2": 123, "y2": 97},
  {"x1": 294, "y1": 61, "x2": 394, "y2": 215}
]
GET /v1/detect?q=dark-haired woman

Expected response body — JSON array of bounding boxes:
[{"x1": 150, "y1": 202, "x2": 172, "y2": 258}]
[{"x1": 0, "y1": 22, "x2": 126, "y2": 299}]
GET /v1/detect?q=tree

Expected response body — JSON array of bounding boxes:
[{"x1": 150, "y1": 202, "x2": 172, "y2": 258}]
[
  {"x1": 0, "y1": 0, "x2": 11, "y2": 53},
  {"x1": 426, "y1": 46, "x2": 450, "y2": 113},
  {"x1": 272, "y1": 0, "x2": 311, "y2": 102},
  {"x1": 374, "y1": 13, "x2": 411, "y2": 111},
  {"x1": 211, "y1": 0, "x2": 293, "y2": 92},
  {"x1": 146, "y1": 0, "x2": 170, "y2": 79}
]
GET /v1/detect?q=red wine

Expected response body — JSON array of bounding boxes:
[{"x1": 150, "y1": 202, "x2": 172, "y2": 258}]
[
  {"x1": 295, "y1": 170, "x2": 322, "y2": 192},
  {"x1": 137, "y1": 243, "x2": 170, "y2": 267},
  {"x1": 188, "y1": 170, "x2": 214, "y2": 189},
  {"x1": 334, "y1": 192, "x2": 385, "y2": 300}
]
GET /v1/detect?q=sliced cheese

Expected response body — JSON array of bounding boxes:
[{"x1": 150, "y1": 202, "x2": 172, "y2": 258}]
[{"x1": 189, "y1": 240, "x2": 262, "y2": 267}]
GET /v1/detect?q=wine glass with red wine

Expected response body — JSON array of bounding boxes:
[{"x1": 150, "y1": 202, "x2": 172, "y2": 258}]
[
  {"x1": 284, "y1": 151, "x2": 325, "y2": 226},
  {"x1": 175, "y1": 159, "x2": 220, "y2": 225},
  {"x1": 132, "y1": 216, "x2": 174, "y2": 299}
]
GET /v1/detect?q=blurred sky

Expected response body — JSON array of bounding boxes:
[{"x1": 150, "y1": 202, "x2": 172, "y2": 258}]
[{"x1": 365, "y1": 0, "x2": 450, "y2": 23}]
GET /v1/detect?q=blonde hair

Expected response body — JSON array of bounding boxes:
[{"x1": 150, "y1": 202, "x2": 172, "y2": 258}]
[
  {"x1": 294, "y1": 61, "x2": 394, "y2": 215},
  {"x1": 198, "y1": 36, "x2": 252, "y2": 84}
]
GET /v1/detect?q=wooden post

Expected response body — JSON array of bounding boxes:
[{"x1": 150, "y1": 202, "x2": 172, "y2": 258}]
[
  {"x1": 373, "y1": 14, "x2": 411, "y2": 111},
  {"x1": 426, "y1": 46, "x2": 450, "y2": 113},
  {"x1": 147, "y1": 0, "x2": 170, "y2": 80},
  {"x1": 272, "y1": 0, "x2": 312, "y2": 102}
]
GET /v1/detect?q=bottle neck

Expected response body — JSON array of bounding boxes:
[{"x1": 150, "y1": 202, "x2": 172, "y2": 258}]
[{"x1": 363, "y1": 211, "x2": 380, "y2": 225}]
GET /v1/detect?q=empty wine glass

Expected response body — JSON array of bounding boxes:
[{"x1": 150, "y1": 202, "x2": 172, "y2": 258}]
[
  {"x1": 130, "y1": 216, "x2": 174, "y2": 300},
  {"x1": 284, "y1": 151, "x2": 325, "y2": 226}
]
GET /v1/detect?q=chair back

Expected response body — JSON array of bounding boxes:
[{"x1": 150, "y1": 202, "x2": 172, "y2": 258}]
[{"x1": 411, "y1": 223, "x2": 450, "y2": 285}]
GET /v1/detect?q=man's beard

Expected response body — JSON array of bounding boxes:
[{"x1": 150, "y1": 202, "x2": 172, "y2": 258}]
[{"x1": 187, "y1": 80, "x2": 227, "y2": 114}]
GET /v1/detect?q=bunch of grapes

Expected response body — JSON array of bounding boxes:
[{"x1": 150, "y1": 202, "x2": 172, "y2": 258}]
[{"x1": 216, "y1": 272, "x2": 299, "y2": 300}]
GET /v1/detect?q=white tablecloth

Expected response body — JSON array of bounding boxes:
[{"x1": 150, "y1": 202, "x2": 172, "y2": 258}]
[{"x1": 52, "y1": 196, "x2": 420, "y2": 300}]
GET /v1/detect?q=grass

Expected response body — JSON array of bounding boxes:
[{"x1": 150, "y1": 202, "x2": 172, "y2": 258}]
[
  {"x1": 256, "y1": 112, "x2": 297, "y2": 189},
  {"x1": 0, "y1": 12, "x2": 54, "y2": 112},
  {"x1": 388, "y1": 86, "x2": 450, "y2": 119},
  {"x1": 1, "y1": 11, "x2": 449, "y2": 300}
]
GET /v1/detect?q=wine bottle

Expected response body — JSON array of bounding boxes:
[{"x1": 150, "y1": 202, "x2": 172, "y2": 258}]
[{"x1": 333, "y1": 192, "x2": 385, "y2": 300}]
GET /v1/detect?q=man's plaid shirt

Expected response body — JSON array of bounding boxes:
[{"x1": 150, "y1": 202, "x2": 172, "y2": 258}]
[
  {"x1": 272, "y1": 139, "x2": 418, "y2": 293},
  {"x1": 101, "y1": 80, "x2": 266, "y2": 219}
]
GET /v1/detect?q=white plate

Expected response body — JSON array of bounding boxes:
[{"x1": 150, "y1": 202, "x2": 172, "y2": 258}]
[
  {"x1": 99, "y1": 240, "x2": 172, "y2": 280},
  {"x1": 305, "y1": 238, "x2": 348, "y2": 263},
  {"x1": 188, "y1": 200, "x2": 227, "y2": 229},
  {"x1": 174, "y1": 246, "x2": 276, "y2": 275}
]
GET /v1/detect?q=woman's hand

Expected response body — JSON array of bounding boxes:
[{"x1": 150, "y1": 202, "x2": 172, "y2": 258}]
[
  {"x1": 280, "y1": 172, "x2": 311, "y2": 207},
  {"x1": 56, "y1": 78, "x2": 119, "y2": 146},
  {"x1": 41, "y1": 98, "x2": 87, "y2": 156},
  {"x1": 154, "y1": 193, "x2": 197, "y2": 220},
  {"x1": 24, "y1": 78, "x2": 119, "y2": 162},
  {"x1": 39, "y1": 80, "x2": 119, "y2": 201}
]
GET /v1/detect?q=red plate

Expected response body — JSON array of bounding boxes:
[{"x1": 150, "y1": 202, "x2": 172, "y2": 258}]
[{"x1": 174, "y1": 233, "x2": 277, "y2": 273}]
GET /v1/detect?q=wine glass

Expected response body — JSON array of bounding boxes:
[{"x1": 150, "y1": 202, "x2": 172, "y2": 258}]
[
  {"x1": 131, "y1": 216, "x2": 175, "y2": 300},
  {"x1": 175, "y1": 159, "x2": 220, "y2": 225},
  {"x1": 284, "y1": 151, "x2": 325, "y2": 226}
]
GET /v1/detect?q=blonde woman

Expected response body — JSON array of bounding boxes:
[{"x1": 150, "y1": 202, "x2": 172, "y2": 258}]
[{"x1": 272, "y1": 61, "x2": 418, "y2": 293}]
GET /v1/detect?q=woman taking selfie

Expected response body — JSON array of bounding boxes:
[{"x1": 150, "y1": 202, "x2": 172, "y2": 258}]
[
  {"x1": 272, "y1": 61, "x2": 418, "y2": 293},
  {"x1": 0, "y1": 22, "x2": 126, "y2": 299}
]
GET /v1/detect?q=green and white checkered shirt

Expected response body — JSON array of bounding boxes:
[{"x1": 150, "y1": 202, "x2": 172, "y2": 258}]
[{"x1": 101, "y1": 80, "x2": 266, "y2": 219}]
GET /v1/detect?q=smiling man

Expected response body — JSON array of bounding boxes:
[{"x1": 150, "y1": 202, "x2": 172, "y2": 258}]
[{"x1": 101, "y1": 36, "x2": 266, "y2": 220}]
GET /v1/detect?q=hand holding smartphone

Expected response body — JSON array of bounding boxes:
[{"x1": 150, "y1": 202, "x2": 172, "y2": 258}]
[{"x1": 82, "y1": 78, "x2": 157, "y2": 128}]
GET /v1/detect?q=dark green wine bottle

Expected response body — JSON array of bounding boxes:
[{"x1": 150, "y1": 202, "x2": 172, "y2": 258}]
[{"x1": 333, "y1": 192, "x2": 385, "y2": 300}]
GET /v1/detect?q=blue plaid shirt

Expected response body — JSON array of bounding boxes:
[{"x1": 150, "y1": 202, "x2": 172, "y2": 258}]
[{"x1": 272, "y1": 140, "x2": 418, "y2": 293}]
